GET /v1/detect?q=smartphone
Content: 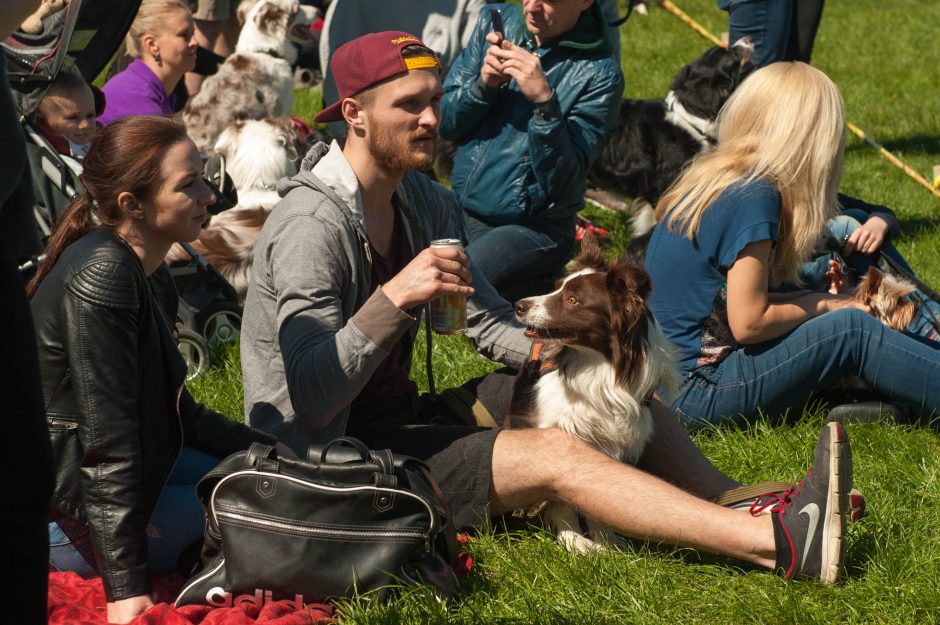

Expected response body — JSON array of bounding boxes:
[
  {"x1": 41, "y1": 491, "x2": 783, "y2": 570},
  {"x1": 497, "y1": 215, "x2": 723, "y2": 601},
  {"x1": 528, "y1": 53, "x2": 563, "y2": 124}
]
[{"x1": 490, "y1": 9, "x2": 504, "y2": 42}]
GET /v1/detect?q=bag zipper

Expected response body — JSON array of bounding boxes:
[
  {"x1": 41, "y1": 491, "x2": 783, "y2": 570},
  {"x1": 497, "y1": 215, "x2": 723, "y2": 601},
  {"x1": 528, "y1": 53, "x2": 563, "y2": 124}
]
[
  {"x1": 215, "y1": 509, "x2": 429, "y2": 547},
  {"x1": 209, "y1": 470, "x2": 439, "y2": 550}
]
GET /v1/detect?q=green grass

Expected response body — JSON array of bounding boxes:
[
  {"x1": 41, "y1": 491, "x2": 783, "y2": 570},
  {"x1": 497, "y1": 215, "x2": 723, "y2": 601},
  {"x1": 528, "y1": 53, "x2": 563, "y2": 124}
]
[{"x1": 189, "y1": 1, "x2": 940, "y2": 622}]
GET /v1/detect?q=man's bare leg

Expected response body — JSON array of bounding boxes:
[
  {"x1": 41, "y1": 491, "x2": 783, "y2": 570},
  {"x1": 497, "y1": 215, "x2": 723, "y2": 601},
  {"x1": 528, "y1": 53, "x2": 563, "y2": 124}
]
[
  {"x1": 488, "y1": 428, "x2": 776, "y2": 569},
  {"x1": 637, "y1": 400, "x2": 740, "y2": 499}
]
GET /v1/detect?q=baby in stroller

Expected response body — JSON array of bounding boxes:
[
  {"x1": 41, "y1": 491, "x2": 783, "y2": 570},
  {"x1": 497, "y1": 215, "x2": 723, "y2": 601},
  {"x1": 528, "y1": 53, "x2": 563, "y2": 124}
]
[
  {"x1": 34, "y1": 66, "x2": 101, "y2": 158},
  {"x1": 5, "y1": 0, "x2": 242, "y2": 380}
]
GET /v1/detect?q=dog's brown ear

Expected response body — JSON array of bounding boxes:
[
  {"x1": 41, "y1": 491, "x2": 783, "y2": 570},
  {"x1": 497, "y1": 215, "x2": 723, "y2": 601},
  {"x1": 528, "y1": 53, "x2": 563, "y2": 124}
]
[
  {"x1": 608, "y1": 268, "x2": 651, "y2": 389},
  {"x1": 574, "y1": 233, "x2": 607, "y2": 272},
  {"x1": 858, "y1": 266, "x2": 883, "y2": 300},
  {"x1": 609, "y1": 260, "x2": 652, "y2": 301},
  {"x1": 892, "y1": 300, "x2": 917, "y2": 332},
  {"x1": 255, "y1": 1, "x2": 286, "y2": 31}
]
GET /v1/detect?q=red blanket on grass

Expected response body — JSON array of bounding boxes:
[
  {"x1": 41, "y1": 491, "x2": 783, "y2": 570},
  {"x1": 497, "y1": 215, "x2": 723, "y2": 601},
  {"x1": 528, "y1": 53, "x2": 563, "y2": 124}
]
[{"x1": 48, "y1": 572, "x2": 334, "y2": 625}]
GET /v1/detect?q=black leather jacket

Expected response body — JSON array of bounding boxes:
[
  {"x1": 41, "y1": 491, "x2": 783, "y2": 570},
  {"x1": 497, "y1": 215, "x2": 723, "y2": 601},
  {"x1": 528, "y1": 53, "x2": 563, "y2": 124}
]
[{"x1": 31, "y1": 228, "x2": 275, "y2": 602}]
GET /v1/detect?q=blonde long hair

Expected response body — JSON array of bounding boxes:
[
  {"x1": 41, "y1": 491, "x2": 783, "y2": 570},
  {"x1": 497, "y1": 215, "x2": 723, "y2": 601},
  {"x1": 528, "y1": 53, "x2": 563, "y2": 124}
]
[
  {"x1": 125, "y1": 0, "x2": 191, "y2": 58},
  {"x1": 655, "y1": 62, "x2": 846, "y2": 286}
]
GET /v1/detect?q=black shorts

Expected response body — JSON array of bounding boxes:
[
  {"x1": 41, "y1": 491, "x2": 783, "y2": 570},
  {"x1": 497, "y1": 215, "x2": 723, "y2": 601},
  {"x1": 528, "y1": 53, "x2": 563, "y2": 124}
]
[
  {"x1": 349, "y1": 422, "x2": 499, "y2": 530},
  {"x1": 346, "y1": 371, "x2": 516, "y2": 529}
]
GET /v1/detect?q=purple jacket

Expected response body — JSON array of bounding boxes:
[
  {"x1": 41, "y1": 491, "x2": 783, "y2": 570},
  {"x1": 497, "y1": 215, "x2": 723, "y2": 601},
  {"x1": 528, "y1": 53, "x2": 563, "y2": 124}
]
[{"x1": 98, "y1": 60, "x2": 177, "y2": 126}]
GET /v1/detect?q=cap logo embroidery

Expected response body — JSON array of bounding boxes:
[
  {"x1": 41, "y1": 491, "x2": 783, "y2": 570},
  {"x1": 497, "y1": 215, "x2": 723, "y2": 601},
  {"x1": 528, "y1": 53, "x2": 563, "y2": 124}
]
[{"x1": 390, "y1": 35, "x2": 419, "y2": 44}]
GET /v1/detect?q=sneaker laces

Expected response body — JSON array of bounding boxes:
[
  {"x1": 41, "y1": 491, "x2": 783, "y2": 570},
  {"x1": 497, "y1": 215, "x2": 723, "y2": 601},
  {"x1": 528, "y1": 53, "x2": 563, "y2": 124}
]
[{"x1": 748, "y1": 471, "x2": 811, "y2": 516}]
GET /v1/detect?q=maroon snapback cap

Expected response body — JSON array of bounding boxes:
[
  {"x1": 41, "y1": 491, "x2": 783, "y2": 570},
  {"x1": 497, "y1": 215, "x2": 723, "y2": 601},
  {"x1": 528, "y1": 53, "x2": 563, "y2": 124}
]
[{"x1": 315, "y1": 31, "x2": 441, "y2": 123}]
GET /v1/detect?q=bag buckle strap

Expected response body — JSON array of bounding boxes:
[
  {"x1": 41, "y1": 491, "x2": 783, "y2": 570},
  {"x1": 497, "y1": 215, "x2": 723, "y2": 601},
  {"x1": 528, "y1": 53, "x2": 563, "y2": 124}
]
[{"x1": 371, "y1": 472, "x2": 397, "y2": 511}]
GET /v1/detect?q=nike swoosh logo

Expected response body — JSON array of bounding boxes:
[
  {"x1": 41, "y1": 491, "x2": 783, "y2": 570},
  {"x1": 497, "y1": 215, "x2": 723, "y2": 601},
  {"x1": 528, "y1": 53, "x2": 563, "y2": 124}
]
[{"x1": 799, "y1": 502, "x2": 820, "y2": 565}]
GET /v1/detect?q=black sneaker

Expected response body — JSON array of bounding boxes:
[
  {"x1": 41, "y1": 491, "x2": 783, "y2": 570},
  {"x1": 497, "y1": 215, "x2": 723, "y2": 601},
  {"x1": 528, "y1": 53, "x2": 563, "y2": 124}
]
[{"x1": 753, "y1": 422, "x2": 852, "y2": 583}]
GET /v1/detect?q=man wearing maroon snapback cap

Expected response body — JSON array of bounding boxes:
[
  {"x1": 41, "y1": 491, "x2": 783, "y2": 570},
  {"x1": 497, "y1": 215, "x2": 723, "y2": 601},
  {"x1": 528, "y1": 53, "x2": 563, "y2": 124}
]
[
  {"x1": 240, "y1": 31, "x2": 853, "y2": 584},
  {"x1": 241, "y1": 30, "x2": 533, "y2": 507}
]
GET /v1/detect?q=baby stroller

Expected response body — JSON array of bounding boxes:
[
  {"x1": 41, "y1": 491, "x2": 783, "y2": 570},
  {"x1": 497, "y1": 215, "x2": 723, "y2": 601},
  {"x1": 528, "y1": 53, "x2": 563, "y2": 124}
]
[{"x1": 5, "y1": 0, "x2": 242, "y2": 380}]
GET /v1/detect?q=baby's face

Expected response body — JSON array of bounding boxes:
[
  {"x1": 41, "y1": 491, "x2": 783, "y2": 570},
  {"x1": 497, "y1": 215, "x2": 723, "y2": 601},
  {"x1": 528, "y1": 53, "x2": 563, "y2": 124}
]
[{"x1": 41, "y1": 87, "x2": 97, "y2": 146}]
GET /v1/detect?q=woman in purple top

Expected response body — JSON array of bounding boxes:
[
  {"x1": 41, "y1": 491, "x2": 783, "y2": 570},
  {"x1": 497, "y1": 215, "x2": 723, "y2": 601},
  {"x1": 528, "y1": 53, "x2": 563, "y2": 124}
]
[{"x1": 98, "y1": 0, "x2": 197, "y2": 125}]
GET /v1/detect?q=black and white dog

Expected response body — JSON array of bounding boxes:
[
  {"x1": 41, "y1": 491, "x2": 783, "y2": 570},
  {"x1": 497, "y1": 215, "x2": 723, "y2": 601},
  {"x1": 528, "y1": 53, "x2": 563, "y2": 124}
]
[{"x1": 587, "y1": 37, "x2": 754, "y2": 235}]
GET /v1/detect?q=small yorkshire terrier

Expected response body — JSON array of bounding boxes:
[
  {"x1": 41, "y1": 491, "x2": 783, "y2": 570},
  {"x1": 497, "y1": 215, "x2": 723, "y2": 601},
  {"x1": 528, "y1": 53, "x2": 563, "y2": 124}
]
[{"x1": 854, "y1": 266, "x2": 917, "y2": 332}]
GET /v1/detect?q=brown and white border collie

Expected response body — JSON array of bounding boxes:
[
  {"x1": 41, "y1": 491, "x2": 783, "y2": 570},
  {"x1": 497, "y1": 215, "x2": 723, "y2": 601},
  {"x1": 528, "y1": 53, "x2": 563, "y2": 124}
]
[{"x1": 508, "y1": 235, "x2": 681, "y2": 553}]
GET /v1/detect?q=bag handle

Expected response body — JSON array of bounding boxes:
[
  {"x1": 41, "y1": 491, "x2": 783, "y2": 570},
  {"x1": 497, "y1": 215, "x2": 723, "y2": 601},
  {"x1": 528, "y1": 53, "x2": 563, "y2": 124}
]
[
  {"x1": 245, "y1": 442, "x2": 278, "y2": 471},
  {"x1": 318, "y1": 436, "x2": 372, "y2": 463},
  {"x1": 314, "y1": 437, "x2": 397, "y2": 485}
]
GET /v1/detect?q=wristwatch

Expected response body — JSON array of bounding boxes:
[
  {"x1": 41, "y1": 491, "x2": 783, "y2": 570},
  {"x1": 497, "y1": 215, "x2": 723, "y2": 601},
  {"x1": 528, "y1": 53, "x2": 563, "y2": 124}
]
[{"x1": 532, "y1": 90, "x2": 557, "y2": 121}]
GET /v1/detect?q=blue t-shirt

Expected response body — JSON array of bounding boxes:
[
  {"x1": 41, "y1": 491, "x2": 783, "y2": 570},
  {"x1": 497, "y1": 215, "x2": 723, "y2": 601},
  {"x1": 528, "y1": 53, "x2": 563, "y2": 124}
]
[{"x1": 644, "y1": 179, "x2": 780, "y2": 375}]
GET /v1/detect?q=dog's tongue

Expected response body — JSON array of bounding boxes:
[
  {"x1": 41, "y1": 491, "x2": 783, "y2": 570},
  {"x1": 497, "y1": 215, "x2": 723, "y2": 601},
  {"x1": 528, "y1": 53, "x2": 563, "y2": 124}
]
[{"x1": 291, "y1": 24, "x2": 312, "y2": 41}]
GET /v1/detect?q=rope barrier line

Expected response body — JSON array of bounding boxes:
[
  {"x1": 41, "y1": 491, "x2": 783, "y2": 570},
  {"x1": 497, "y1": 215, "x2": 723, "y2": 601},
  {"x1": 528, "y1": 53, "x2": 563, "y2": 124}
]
[
  {"x1": 659, "y1": 0, "x2": 724, "y2": 47},
  {"x1": 846, "y1": 122, "x2": 940, "y2": 200},
  {"x1": 658, "y1": 0, "x2": 940, "y2": 202}
]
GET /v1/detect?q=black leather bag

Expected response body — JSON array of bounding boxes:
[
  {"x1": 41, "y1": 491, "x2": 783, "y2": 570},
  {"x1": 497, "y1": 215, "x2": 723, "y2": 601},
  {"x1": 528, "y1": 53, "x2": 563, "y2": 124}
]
[{"x1": 175, "y1": 437, "x2": 459, "y2": 608}]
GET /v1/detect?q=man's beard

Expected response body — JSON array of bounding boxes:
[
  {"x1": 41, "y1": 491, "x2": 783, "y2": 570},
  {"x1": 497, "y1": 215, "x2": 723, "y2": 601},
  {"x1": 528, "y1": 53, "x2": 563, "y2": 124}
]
[{"x1": 369, "y1": 124, "x2": 437, "y2": 172}]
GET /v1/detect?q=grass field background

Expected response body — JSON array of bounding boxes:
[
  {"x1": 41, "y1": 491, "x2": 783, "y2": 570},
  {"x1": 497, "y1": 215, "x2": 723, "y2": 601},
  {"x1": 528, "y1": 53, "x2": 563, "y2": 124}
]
[{"x1": 190, "y1": 0, "x2": 940, "y2": 622}]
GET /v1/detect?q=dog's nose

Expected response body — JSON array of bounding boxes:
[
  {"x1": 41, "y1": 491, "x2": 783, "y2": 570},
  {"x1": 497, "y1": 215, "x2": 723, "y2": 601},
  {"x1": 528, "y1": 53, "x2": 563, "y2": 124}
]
[{"x1": 514, "y1": 300, "x2": 529, "y2": 316}]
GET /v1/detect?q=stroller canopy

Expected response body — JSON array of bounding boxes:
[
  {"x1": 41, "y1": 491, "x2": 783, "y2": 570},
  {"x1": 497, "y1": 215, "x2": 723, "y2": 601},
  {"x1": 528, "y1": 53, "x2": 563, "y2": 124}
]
[{"x1": 2, "y1": 0, "x2": 141, "y2": 119}]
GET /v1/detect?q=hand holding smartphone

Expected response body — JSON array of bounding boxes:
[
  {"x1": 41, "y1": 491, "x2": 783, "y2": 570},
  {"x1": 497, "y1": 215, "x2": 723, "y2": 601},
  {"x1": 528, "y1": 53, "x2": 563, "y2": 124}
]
[{"x1": 490, "y1": 9, "x2": 504, "y2": 43}]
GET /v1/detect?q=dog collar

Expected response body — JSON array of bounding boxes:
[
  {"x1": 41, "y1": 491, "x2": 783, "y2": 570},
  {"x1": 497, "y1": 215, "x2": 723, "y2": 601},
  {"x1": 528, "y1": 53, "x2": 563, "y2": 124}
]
[{"x1": 664, "y1": 90, "x2": 716, "y2": 149}]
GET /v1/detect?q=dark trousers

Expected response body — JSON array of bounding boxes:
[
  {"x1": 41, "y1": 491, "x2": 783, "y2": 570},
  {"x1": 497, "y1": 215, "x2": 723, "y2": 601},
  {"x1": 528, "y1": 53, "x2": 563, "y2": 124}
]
[{"x1": 0, "y1": 258, "x2": 54, "y2": 625}]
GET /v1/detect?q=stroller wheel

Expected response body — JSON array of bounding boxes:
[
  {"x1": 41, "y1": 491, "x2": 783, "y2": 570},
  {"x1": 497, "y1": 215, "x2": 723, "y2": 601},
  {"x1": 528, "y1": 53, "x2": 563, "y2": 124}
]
[
  {"x1": 197, "y1": 302, "x2": 243, "y2": 349},
  {"x1": 178, "y1": 328, "x2": 211, "y2": 380}
]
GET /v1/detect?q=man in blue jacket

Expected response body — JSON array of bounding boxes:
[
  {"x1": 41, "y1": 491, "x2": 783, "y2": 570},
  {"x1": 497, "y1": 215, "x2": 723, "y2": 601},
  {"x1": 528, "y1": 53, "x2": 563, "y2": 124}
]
[{"x1": 440, "y1": 0, "x2": 623, "y2": 302}]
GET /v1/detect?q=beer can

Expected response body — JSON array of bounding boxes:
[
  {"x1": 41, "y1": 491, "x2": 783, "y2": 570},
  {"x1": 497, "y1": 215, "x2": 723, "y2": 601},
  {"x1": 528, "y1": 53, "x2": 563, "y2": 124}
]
[{"x1": 429, "y1": 238, "x2": 468, "y2": 335}]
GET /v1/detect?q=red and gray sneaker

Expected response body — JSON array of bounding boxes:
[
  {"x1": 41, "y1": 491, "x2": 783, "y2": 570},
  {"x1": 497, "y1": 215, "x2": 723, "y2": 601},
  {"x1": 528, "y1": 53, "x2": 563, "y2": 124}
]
[
  {"x1": 714, "y1": 481, "x2": 865, "y2": 523},
  {"x1": 753, "y1": 422, "x2": 852, "y2": 583}
]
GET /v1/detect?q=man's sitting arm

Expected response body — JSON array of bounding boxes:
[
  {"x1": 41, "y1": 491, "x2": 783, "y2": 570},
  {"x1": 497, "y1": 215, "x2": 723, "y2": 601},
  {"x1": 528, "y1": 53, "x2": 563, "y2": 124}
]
[
  {"x1": 267, "y1": 209, "x2": 415, "y2": 431},
  {"x1": 525, "y1": 58, "x2": 624, "y2": 216}
]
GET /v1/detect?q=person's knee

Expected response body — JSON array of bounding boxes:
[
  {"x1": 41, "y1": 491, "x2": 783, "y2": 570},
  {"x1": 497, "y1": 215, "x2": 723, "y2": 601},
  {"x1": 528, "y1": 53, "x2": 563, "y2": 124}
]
[
  {"x1": 840, "y1": 209, "x2": 866, "y2": 227},
  {"x1": 500, "y1": 427, "x2": 604, "y2": 498},
  {"x1": 828, "y1": 213, "x2": 863, "y2": 240},
  {"x1": 818, "y1": 308, "x2": 885, "y2": 346},
  {"x1": 836, "y1": 307, "x2": 877, "y2": 326}
]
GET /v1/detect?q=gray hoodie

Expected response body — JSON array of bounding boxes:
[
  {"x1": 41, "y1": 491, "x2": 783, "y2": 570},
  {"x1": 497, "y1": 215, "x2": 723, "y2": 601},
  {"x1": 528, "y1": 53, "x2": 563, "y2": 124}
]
[{"x1": 241, "y1": 141, "x2": 530, "y2": 453}]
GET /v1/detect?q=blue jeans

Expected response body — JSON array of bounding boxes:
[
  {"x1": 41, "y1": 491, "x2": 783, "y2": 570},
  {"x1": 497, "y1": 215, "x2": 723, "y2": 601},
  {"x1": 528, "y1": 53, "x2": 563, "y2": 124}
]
[
  {"x1": 799, "y1": 210, "x2": 940, "y2": 340},
  {"x1": 721, "y1": 0, "x2": 792, "y2": 67},
  {"x1": 49, "y1": 447, "x2": 218, "y2": 576},
  {"x1": 670, "y1": 308, "x2": 940, "y2": 428},
  {"x1": 465, "y1": 216, "x2": 574, "y2": 303}
]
